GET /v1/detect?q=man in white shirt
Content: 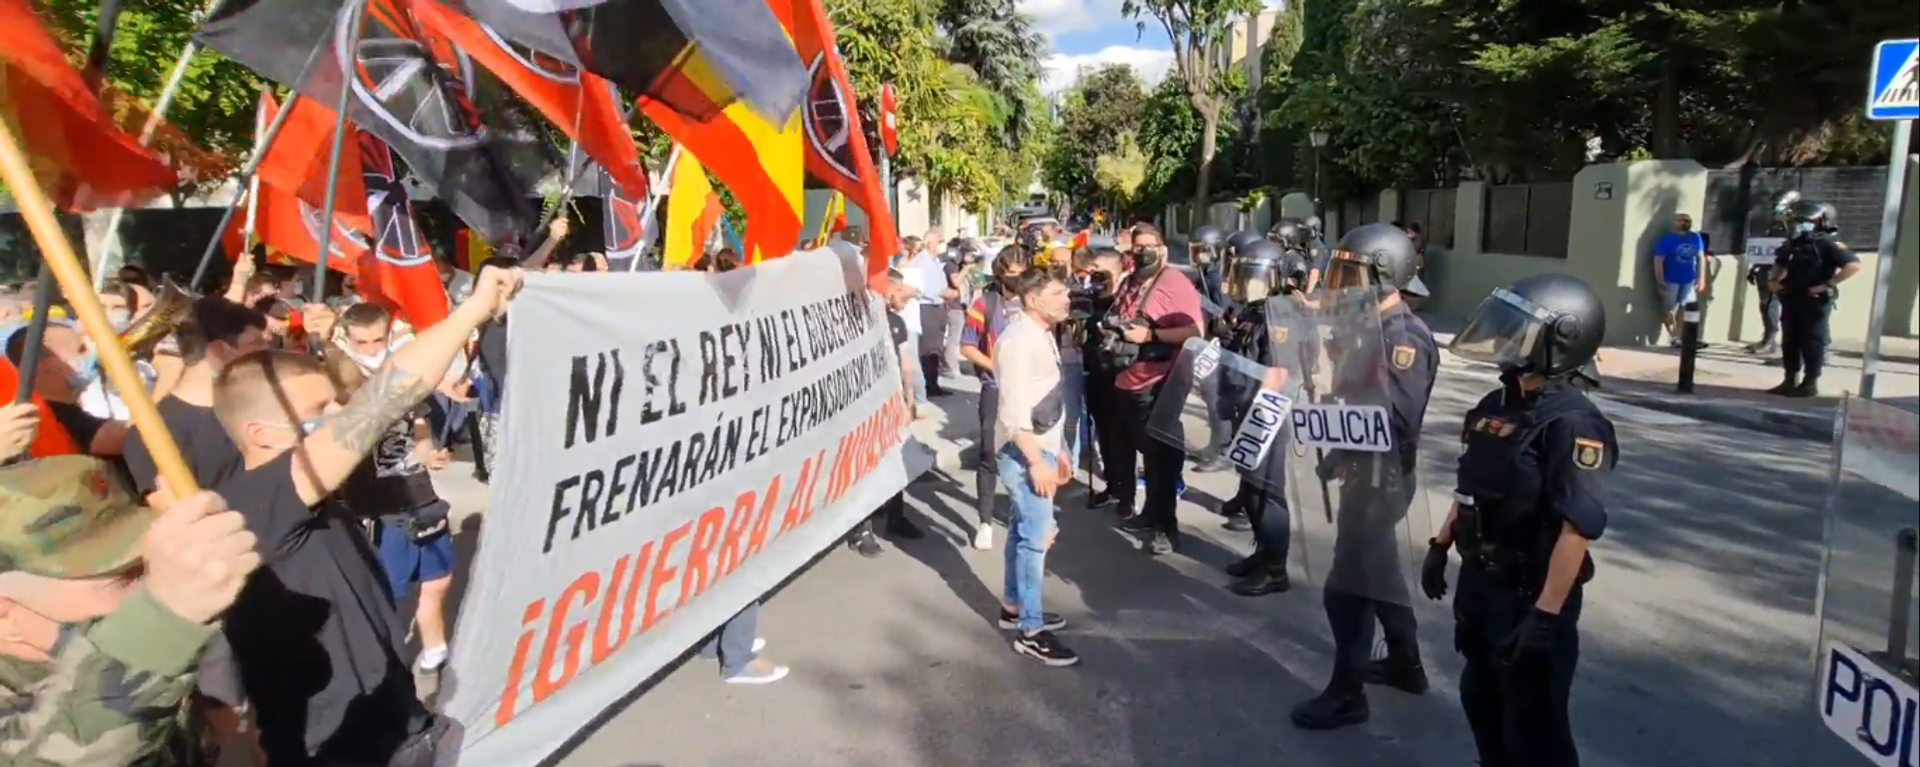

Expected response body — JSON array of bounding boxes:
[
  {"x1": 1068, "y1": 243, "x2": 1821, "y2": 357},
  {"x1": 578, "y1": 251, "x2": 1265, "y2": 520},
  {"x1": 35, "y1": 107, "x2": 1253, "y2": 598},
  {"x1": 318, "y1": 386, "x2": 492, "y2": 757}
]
[{"x1": 904, "y1": 229, "x2": 956, "y2": 398}]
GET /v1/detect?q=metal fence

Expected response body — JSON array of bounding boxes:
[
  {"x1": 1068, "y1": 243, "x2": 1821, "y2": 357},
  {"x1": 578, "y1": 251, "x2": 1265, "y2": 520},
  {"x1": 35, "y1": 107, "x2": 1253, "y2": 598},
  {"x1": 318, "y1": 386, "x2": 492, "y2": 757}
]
[
  {"x1": 1482, "y1": 182, "x2": 1573, "y2": 258},
  {"x1": 1401, "y1": 187, "x2": 1458, "y2": 250},
  {"x1": 1703, "y1": 166, "x2": 1891, "y2": 254}
]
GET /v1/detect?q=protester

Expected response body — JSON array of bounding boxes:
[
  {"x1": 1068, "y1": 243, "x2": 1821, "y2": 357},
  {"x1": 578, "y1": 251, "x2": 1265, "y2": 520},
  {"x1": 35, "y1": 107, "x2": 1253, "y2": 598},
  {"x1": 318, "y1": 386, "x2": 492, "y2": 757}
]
[
  {"x1": 0, "y1": 456, "x2": 262, "y2": 766},
  {"x1": 993, "y1": 267, "x2": 1076, "y2": 666},
  {"x1": 958, "y1": 245, "x2": 1035, "y2": 550},
  {"x1": 6, "y1": 321, "x2": 131, "y2": 458},
  {"x1": 850, "y1": 268, "x2": 928, "y2": 557},
  {"x1": 906, "y1": 230, "x2": 955, "y2": 398},
  {"x1": 203, "y1": 266, "x2": 519, "y2": 765}
]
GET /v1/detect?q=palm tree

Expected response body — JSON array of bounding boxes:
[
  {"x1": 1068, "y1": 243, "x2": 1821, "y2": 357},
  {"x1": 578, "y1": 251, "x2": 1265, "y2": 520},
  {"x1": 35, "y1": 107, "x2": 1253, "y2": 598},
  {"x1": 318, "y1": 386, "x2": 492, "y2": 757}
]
[{"x1": 936, "y1": 0, "x2": 1047, "y2": 149}]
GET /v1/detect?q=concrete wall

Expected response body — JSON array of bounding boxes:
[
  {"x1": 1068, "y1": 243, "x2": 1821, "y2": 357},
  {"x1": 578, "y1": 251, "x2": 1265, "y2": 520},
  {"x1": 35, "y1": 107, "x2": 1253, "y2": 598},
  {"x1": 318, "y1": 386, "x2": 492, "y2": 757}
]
[{"x1": 1418, "y1": 160, "x2": 1920, "y2": 347}]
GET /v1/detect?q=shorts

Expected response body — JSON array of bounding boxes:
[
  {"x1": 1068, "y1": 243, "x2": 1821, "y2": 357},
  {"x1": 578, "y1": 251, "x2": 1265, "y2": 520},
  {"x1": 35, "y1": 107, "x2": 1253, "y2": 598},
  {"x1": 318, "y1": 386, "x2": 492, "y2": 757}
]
[
  {"x1": 375, "y1": 518, "x2": 457, "y2": 600},
  {"x1": 1660, "y1": 281, "x2": 1698, "y2": 311}
]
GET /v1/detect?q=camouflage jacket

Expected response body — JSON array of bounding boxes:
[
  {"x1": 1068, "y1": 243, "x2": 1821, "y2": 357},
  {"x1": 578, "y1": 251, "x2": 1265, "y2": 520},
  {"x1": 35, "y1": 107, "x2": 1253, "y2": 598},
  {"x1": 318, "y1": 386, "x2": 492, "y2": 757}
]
[{"x1": 0, "y1": 586, "x2": 214, "y2": 767}]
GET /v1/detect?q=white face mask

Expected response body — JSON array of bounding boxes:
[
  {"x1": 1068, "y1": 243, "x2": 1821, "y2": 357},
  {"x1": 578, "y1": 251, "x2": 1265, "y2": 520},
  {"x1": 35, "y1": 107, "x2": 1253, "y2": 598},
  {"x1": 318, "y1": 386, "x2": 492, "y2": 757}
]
[
  {"x1": 354, "y1": 349, "x2": 389, "y2": 371},
  {"x1": 106, "y1": 308, "x2": 132, "y2": 332}
]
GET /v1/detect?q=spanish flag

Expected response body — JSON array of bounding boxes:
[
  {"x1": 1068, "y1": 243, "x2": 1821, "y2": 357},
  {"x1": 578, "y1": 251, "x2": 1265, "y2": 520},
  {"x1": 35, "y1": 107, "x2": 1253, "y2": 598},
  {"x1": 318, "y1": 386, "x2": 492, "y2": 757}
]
[
  {"x1": 663, "y1": 153, "x2": 724, "y2": 270},
  {"x1": 640, "y1": 89, "x2": 804, "y2": 263}
]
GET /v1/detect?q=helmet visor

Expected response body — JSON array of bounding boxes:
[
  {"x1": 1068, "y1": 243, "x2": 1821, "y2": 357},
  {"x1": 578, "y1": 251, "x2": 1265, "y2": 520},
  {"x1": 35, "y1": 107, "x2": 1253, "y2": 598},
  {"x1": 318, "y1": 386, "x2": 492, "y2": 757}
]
[
  {"x1": 1319, "y1": 251, "x2": 1375, "y2": 292},
  {"x1": 1224, "y1": 259, "x2": 1278, "y2": 303},
  {"x1": 1448, "y1": 287, "x2": 1556, "y2": 368}
]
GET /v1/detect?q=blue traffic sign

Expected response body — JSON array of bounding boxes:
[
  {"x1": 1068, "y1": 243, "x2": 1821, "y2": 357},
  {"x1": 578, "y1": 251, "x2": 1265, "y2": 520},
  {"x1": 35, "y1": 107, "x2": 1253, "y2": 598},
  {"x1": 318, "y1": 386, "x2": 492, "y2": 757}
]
[{"x1": 1868, "y1": 39, "x2": 1919, "y2": 121}]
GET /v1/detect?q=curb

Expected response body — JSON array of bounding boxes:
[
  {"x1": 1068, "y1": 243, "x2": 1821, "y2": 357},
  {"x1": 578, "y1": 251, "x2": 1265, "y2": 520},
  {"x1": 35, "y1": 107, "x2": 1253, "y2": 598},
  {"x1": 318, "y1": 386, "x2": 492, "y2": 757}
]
[{"x1": 1598, "y1": 389, "x2": 1834, "y2": 442}]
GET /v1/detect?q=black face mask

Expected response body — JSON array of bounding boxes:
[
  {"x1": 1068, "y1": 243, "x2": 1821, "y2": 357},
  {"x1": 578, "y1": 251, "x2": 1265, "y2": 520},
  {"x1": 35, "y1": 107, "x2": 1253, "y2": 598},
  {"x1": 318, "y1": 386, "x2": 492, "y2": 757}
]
[{"x1": 1130, "y1": 247, "x2": 1162, "y2": 272}]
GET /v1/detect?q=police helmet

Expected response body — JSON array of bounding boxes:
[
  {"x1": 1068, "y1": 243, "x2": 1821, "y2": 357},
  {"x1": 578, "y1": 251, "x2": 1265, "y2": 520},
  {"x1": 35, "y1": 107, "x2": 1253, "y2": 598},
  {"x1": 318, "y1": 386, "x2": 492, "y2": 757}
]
[
  {"x1": 1323, "y1": 223, "x2": 1427, "y2": 298},
  {"x1": 1303, "y1": 215, "x2": 1324, "y2": 239},
  {"x1": 1225, "y1": 229, "x2": 1263, "y2": 255},
  {"x1": 1223, "y1": 239, "x2": 1304, "y2": 304},
  {"x1": 1773, "y1": 190, "x2": 1838, "y2": 235},
  {"x1": 1268, "y1": 218, "x2": 1313, "y2": 251},
  {"x1": 1449, "y1": 272, "x2": 1606, "y2": 378},
  {"x1": 1191, "y1": 225, "x2": 1225, "y2": 251}
]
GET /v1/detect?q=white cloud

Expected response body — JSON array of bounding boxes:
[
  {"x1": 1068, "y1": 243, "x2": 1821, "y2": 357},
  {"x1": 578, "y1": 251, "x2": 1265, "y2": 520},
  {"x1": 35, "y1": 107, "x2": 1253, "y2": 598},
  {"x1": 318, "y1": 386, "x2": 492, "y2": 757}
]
[
  {"x1": 1019, "y1": 0, "x2": 1130, "y2": 39},
  {"x1": 1041, "y1": 45, "x2": 1174, "y2": 94}
]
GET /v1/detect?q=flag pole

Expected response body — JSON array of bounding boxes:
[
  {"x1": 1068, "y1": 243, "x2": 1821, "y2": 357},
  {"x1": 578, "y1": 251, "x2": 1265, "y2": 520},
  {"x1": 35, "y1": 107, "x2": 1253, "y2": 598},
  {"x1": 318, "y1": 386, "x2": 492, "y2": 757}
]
[
  {"x1": 311, "y1": 0, "x2": 370, "y2": 306},
  {"x1": 0, "y1": 112, "x2": 199, "y2": 494},
  {"x1": 186, "y1": 87, "x2": 309, "y2": 291},
  {"x1": 627, "y1": 144, "x2": 682, "y2": 272},
  {"x1": 88, "y1": 0, "x2": 225, "y2": 291}
]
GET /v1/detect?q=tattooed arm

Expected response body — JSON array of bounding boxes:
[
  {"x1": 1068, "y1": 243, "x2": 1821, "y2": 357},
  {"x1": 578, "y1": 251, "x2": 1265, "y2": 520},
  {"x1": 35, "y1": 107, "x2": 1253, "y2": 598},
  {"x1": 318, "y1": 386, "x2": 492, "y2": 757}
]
[{"x1": 290, "y1": 267, "x2": 522, "y2": 505}]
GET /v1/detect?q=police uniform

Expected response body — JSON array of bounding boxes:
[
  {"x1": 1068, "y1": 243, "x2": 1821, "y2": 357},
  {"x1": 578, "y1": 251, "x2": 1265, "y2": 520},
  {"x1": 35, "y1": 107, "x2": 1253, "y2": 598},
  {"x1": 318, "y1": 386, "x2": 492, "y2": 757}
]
[
  {"x1": 0, "y1": 456, "x2": 212, "y2": 766},
  {"x1": 1322, "y1": 299, "x2": 1436, "y2": 688},
  {"x1": 1770, "y1": 233, "x2": 1858, "y2": 395},
  {"x1": 1214, "y1": 300, "x2": 1293, "y2": 593}
]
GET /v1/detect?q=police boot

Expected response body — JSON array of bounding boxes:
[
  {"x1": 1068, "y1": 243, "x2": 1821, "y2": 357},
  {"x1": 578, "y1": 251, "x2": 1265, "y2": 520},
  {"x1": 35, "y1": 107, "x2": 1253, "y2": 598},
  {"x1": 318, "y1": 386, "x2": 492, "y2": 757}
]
[
  {"x1": 1363, "y1": 650, "x2": 1431, "y2": 696},
  {"x1": 1766, "y1": 373, "x2": 1799, "y2": 396},
  {"x1": 1224, "y1": 545, "x2": 1264, "y2": 578},
  {"x1": 1228, "y1": 565, "x2": 1291, "y2": 597},
  {"x1": 1790, "y1": 378, "x2": 1821, "y2": 398},
  {"x1": 1290, "y1": 675, "x2": 1370, "y2": 730}
]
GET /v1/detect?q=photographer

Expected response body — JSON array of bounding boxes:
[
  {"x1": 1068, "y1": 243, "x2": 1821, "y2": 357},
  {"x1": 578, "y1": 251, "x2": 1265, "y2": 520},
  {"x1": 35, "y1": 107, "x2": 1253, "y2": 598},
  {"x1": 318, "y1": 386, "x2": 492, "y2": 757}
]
[
  {"x1": 1077, "y1": 248, "x2": 1132, "y2": 512},
  {"x1": 1105, "y1": 225, "x2": 1204, "y2": 555}
]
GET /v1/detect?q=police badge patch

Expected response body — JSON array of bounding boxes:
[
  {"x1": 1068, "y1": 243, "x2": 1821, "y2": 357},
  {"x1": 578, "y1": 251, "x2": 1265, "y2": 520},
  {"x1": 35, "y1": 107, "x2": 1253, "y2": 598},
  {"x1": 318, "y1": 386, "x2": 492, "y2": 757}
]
[
  {"x1": 1391, "y1": 344, "x2": 1417, "y2": 370},
  {"x1": 1573, "y1": 437, "x2": 1605, "y2": 470}
]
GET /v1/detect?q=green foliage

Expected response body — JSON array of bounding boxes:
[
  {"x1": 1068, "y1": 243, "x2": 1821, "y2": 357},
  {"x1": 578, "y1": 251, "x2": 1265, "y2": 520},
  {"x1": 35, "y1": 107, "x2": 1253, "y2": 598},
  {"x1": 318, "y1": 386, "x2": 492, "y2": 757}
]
[
  {"x1": 1093, "y1": 131, "x2": 1149, "y2": 205},
  {"x1": 1039, "y1": 65, "x2": 1150, "y2": 207},
  {"x1": 1121, "y1": 0, "x2": 1264, "y2": 213},
  {"x1": 1267, "y1": 0, "x2": 1913, "y2": 199}
]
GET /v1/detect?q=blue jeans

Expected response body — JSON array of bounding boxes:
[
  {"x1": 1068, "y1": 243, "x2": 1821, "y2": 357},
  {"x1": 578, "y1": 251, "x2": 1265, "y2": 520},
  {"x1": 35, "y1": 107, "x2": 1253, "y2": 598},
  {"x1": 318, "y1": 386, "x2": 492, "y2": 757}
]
[
  {"x1": 997, "y1": 444, "x2": 1058, "y2": 634},
  {"x1": 699, "y1": 601, "x2": 761, "y2": 677},
  {"x1": 1062, "y1": 362, "x2": 1086, "y2": 472}
]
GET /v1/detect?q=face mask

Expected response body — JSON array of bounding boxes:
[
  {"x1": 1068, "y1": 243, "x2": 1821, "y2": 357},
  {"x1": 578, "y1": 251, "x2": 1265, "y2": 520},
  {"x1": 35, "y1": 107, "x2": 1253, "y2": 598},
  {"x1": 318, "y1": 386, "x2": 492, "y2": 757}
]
[
  {"x1": 1130, "y1": 247, "x2": 1161, "y2": 271},
  {"x1": 69, "y1": 352, "x2": 101, "y2": 389},
  {"x1": 289, "y1": 280, "x2": 306, "y2": 297},
  {"x1": 354, "y1": 350, "x2": 389, "y2": 371},
  {"x1": 105, "y1": 308, "x2": 132, "y2": 332}
]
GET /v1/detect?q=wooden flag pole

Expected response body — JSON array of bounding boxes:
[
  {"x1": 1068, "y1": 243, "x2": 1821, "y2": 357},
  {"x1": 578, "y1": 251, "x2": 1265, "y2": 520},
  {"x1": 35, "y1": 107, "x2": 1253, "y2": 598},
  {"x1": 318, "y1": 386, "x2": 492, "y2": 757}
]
[{"x1": 0, "y1": 113, "x2": 198, "y2": 495}]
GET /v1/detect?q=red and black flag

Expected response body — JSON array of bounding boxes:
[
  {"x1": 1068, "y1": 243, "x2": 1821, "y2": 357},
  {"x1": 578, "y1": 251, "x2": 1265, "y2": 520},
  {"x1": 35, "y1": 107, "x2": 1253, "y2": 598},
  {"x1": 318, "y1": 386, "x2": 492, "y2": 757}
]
[
  {"x1": 600, "y1": 161, "x2": 653, "y2": 270},
  {"x1": 451, "y1": 0, "x2": 807, "y2": 125},
  {"x1": 198, "y1": 0, "x2": 554, "y2": 244},
  {"x1": 0, "y1": 0, "x2": 199, "y2": 212},
  {"x1": 353, "y1": 131, "x2": 451, "y2": 329},
  {"x1": 408, "y1": 0, "x2": 647, "y2": 198}
]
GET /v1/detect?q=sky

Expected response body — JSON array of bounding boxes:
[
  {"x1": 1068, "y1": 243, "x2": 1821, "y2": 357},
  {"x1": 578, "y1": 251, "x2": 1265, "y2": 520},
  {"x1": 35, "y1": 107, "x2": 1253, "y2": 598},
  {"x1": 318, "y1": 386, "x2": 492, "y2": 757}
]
[{"x1": 1026, "y1": 0, "x2": 1284, "y2": 95}]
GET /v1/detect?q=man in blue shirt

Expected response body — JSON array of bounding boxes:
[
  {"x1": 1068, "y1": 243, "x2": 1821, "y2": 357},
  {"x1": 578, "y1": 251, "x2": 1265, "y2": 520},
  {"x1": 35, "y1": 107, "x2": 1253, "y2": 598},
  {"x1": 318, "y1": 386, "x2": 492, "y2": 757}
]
[{"x1": 1651, "y1": 213, "x2": 1708, "y2": 347}]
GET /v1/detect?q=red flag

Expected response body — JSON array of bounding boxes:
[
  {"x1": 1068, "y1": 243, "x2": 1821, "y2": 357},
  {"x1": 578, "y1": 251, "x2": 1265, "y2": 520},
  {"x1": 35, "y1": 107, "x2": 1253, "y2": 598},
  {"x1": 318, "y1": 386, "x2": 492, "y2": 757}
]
[
  {"x1": 768, "y1": 0, "x2": 900, "y2": 273},
  {"x1": 221, "y1": 179, "x2": 367, "y2": 278},
  {"x1": 408, "y1": 0, "x2": 648, "y2": 198},
  {"x1": 0, "y1": 0, "x2": 183, "y2": 212},
  {"x1": 253, "y1": 93, "x2": 370, "y2": 221},
  {"x1": 0, "y1": 357, "x2": 83, "y2": 458},
  {"x1": 353, "y1": 132, "x2": 451, "y2": 330}
]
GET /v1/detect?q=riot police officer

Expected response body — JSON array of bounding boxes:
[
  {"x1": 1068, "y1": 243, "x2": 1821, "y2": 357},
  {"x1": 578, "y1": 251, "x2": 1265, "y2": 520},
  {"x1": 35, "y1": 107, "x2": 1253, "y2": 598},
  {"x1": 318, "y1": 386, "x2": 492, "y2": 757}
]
[
  {"x1": 1430, "y1": 272, "x2": 1618, "y2": 767},
  {"x1": 1293, "y1": 223, "x2": 1438, "y2": 730},
  {"x1": 1224, "y1": 229, "x2": 1264, "y2": 266},
  {"x1": 1189, "y1": 224, "x2": 1227, "y2": 269},
  {"x1": 1767, "y1": 195, "x2": 1861, "y2": 397},
  {"x1": 1214, "y1": 239, "x2": 1306, "y2": 595}
]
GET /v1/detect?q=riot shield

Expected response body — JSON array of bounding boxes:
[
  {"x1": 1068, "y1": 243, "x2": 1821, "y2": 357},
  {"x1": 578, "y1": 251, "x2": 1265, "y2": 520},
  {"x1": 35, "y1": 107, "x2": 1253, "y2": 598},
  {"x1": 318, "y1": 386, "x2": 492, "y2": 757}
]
[
  {"x1": 1269, "y1": 289, "x2": 1432, "y2": 606},
  {"x1": 1147, "y1": 336, "x2": 1301, "y2": 492},
  {"x1": 1809, "y1": 397, "x2": 1919, "y2": 766}
]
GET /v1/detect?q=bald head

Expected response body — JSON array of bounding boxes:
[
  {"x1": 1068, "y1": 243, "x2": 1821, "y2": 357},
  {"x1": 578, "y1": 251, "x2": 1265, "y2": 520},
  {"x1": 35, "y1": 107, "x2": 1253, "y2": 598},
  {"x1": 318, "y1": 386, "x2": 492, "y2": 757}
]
[{"x1": 214, "y1": 349, "x2": 337, "y2": 456}]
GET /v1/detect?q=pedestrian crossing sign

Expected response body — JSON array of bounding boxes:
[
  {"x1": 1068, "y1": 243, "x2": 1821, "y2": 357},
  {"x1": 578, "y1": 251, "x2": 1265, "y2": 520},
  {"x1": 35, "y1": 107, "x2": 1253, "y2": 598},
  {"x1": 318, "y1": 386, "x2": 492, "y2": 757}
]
[{"x1": 1867, "y1": 39, "x2": 1919, "y2": 121}]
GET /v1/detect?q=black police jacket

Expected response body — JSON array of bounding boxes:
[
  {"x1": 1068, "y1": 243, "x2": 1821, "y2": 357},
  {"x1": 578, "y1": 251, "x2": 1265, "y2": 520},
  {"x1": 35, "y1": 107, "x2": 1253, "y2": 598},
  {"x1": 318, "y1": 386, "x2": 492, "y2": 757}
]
[
  {"x1": 1773, "y1": 234, "x2": 1859, "y2": 298},
  {"x1": 1454, "y1": 380, "x2": 1616, "y2": 589}
]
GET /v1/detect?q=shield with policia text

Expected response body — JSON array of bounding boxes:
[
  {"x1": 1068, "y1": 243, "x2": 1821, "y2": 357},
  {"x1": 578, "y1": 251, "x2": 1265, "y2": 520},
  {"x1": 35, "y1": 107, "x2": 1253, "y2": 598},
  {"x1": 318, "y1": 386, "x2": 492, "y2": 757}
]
[
  {"x1": 1807, "y1": 396, "x2": 1920, "y2": 767},
  {"x1": 1267, "y1": 289, "x2": 1432, "y2": 606},
  {"x1": 1147, "y1": 333, "x2": 1304, "y2": 495},
  {"x1": 198, "y1": 0, "x2": 555, "y2": 244}
]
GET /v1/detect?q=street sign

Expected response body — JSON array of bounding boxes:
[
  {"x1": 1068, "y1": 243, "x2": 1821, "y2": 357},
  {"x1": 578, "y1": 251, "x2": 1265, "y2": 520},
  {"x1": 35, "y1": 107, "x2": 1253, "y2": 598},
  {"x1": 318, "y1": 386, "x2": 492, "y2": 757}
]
[
  {"x1": 1867, "y1": 39, "x2": 1919, "y2": 121},
  {"x1": 879, "y1": 83, "x2": 899, "y2": 157}
]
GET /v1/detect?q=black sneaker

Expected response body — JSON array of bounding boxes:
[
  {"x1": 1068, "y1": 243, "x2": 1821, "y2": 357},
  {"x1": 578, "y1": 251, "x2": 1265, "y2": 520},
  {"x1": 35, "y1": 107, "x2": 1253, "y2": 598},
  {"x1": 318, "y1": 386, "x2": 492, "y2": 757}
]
[
  {"x1": 1148, "y1": 531, "x2": 1177, "y2": 556},
  {"x1": 1087, "y1": 488, "x2": 1117, "y2": 509},
  {"x1": 997, "y1": 608, "x2": 1067, "y2": 632},
  {"x1": 1012, "y1": 630, "x2": 1081, "y2": 667},
  {"x1": 1224, "y1": 554, "x2": 1262, "y2": 578},
  {"x1": 1118, "y1": 515, "x2": 1156, "y2": 533},
  {"x1": 1766, "y1": 380, "x2": 1798, "y2": 395},
  {"x1": 1789, "y1": 380, "x2": 1821, "y2": 398},
  {"x1": 1229, "y1": 568, "x2": 1292, "y2": 597},
  {"x1": 884, "y1": 514, "x2": 926, "y2": 540},
  {"x1": 1290, "y1": 686, "x2": 1369, "y2": 730},
  {"x1": 849, "y1": 530, "x2": 883, "y2": 558},
  {"x1": 1222, "y1": 512, "x2": 1251, "y2": 532}
]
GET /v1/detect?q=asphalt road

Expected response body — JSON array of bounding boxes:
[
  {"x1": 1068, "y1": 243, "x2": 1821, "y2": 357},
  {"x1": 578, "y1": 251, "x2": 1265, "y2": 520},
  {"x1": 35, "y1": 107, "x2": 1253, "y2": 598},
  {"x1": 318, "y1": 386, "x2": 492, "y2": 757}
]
[{"x1": 427, "y1": 364, "x2": 1861, "y2": 767}]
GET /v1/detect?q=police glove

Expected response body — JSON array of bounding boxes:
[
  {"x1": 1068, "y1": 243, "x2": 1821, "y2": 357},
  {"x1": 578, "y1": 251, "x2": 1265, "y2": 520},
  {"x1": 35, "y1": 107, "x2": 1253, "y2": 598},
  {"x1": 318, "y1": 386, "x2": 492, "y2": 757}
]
[
  {"x1": 1420, "y1": 540, "x2": 1450, "y2": 600},
  {"x1": 1498, "y1": 607, "x2": 1561, "y2": 667}
]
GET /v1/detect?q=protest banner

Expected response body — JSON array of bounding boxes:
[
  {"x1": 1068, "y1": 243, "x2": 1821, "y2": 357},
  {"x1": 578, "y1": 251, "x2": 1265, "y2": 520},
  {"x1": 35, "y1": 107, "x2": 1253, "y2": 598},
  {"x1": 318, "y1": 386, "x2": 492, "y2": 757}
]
[{"x1": 440, "y1": 248, "x2": 932, "y2": 765}]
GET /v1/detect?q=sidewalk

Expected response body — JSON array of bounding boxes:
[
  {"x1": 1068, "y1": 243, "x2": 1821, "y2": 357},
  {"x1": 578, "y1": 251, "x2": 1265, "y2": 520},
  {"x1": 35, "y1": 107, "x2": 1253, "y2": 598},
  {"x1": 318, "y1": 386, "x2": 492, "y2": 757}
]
[{"x1": 1428, "y1": 315, "x2": 1920, "y2": 441}]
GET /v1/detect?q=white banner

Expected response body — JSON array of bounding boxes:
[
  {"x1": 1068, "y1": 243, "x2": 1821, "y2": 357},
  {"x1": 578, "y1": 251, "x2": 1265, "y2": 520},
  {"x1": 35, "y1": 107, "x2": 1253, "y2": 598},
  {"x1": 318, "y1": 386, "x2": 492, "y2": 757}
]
[
  {"x1": 441, "y1": 249, "x2": 932, "y2": 765},
  {"x1": 1744, "y1": 236, "x2": 1785, "y2": 267}
]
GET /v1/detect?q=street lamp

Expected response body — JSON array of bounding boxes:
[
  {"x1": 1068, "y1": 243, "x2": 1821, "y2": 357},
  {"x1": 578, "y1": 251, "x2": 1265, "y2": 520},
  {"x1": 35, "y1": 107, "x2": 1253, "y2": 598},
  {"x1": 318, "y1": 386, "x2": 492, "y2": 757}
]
[{"x1": 1309, "y1": 129, "x2": 1330, "y2": 223}]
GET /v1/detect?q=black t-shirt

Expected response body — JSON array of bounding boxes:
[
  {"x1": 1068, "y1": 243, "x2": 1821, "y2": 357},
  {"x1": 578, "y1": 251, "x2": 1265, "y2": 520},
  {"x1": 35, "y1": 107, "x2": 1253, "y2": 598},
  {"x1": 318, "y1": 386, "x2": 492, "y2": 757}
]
[
  {"x1": 888, "y1": 309, "x2": 909, "y2": 348},
  {"x1": 44, "y1": 400, "x2": 105, "y2": 453},
  {"x1": 122, "y1": 396, "x2": 245, "y2": 496},
  {"x1": 343, "y1": 412, "x2": 440, "y2": 514},
  {"x1": 214, "y1": 451, "x2": 416, "y2": 763},
  {"x1": 477, "y1": 319, "x2": 509, "y2": 396}
]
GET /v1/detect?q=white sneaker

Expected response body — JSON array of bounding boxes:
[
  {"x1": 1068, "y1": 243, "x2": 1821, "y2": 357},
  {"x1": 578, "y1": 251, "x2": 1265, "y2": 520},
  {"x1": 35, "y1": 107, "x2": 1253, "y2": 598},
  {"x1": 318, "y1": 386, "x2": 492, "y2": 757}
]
[
  {"x1": 724, "y1": 658, "x2": 790, "y2": 685},
  {"x1": 972, "y1": 524, "x2": 994, "y2": 550},
  {"x1": 752, "y1": 638, "x2": 766, "y2": 654}
]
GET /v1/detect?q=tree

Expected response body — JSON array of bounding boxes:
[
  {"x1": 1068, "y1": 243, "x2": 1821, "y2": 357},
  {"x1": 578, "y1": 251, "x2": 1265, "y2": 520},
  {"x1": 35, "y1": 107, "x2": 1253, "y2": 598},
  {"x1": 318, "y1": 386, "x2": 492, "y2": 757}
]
[
  {"x1": 1122, "y1": 0, "x2": 1263, "y2": 227},
  {"x1": 1040, "y1": 64, "x2": 1149, "y2": 208},
  {"x1": 1093, "y1": 131, "x2": 1149, "y2": 208},
  {"x1": 937, "y1": 0, "x2": 1048, "y2": 150}
]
